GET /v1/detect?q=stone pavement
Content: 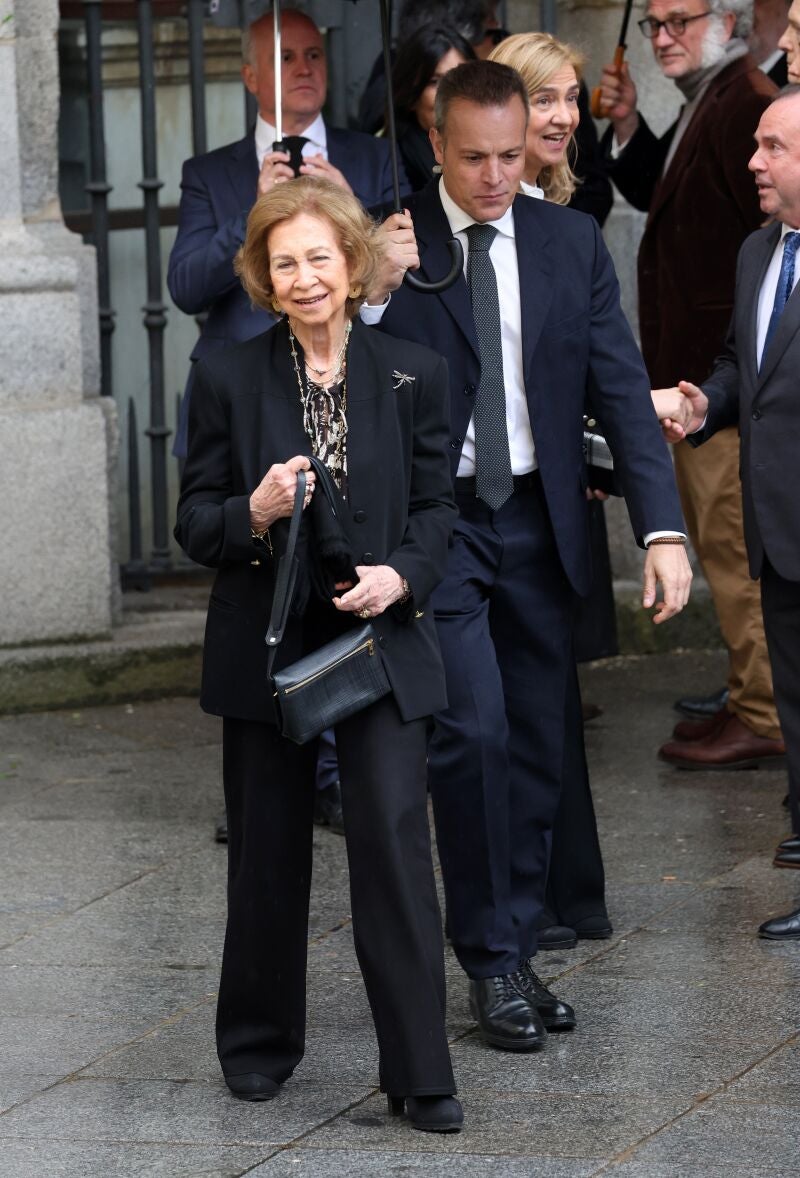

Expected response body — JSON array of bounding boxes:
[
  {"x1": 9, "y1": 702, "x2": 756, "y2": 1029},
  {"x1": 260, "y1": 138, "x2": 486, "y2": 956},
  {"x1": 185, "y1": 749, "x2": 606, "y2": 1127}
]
[{"x1": 0, "y1": 649, "x2": 798, "y2": 1177}]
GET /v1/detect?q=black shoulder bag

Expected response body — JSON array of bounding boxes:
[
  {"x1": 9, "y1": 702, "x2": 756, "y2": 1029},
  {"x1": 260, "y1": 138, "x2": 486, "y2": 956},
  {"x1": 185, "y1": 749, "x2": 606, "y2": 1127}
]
[{"x1": 264, "y1": 457, "x2": 391, "y2": 745}]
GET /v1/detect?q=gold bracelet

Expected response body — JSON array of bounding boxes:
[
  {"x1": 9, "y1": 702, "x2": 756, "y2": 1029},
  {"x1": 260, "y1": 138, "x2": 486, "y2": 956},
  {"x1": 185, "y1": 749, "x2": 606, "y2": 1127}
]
[
  {"x1": 397, "y1": 577, "x2": 412, "y2": 603},
  {"x1": 647, "y1": 536, "x2": 686, "y2": 546},
  {"x1": 250, "y1": 526, "x2": 273, "y2": 555}
]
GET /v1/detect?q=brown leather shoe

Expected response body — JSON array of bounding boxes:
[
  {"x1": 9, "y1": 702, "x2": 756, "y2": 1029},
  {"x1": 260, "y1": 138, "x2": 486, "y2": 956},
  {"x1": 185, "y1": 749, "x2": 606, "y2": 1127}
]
[
  {"x1": 659, "y1": 712, "x2": 786, "y2": 770},
  {"x1": 671, "y1": 707, "x2": 729, "y2": 743}
]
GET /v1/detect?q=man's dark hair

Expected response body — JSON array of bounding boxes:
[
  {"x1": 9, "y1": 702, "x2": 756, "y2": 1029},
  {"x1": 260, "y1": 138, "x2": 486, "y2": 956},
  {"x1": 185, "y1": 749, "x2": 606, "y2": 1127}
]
[
  {"x1": 434, "y1": 59, "x2": 529, "y2": 132},
  {"x1": 399, "y1": 0, "x2": 493, "y2": 47}
]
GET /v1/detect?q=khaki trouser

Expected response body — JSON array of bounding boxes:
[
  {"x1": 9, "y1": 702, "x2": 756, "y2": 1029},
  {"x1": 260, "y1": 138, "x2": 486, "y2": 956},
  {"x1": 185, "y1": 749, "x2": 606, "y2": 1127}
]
[{"x1": 674, "y1": 428, "x2": 780, "y2": 739}]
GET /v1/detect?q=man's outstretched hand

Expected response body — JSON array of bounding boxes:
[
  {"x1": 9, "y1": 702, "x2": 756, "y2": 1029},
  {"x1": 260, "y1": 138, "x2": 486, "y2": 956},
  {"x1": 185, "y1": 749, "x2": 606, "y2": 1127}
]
[{"x1": 651, "y1": 381, "x2": 709, "y2": 442}]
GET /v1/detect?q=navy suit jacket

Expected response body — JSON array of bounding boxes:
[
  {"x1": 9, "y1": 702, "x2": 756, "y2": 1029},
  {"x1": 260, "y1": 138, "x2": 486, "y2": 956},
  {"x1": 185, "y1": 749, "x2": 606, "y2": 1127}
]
[
  {"x1": 168, "y1": 126, "x2": 410, "y2": 454},
  {"x1": 376, "y1": 182, "x2": 684, "y2": 596},
  {"x1": 690, "y1": 223, "x2": 800, "y2": 583}
]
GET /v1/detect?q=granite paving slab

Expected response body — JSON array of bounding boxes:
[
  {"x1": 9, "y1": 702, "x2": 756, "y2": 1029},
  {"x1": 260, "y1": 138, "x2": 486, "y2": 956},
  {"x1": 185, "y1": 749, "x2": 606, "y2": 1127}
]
[
  {"x1": 0, "y1": 1139, "x2": 272, "y2": 1178},
  {"x1": 247, "y1": 1149, "x2": 605, "y2": 1176},
  {"x1": 725, "y1": 1038, "x2": 800, "y2": 1105},
  {"x1": 607, "y1": 1094, "x2": 800, "y2": 1172},
  {"x1": 446, "y1": 1026, "x2": 786, "y2": 1099},
  {"x1": 0, "y1": 1078, "x2": 372, "y2": 1146},
  {"x1": 1, "y1": 653, "x2": 797, "y2": 1174},
  {"x1": 301, "y1": 1091, "x2": 693, "y2": 1158}
]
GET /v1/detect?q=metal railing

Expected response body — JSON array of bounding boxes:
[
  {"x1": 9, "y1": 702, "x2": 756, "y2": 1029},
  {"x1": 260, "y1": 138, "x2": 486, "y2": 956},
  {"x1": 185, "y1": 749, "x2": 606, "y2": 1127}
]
[{"x1": 74, "y1": 0, "x2": 248, "y2": 587}]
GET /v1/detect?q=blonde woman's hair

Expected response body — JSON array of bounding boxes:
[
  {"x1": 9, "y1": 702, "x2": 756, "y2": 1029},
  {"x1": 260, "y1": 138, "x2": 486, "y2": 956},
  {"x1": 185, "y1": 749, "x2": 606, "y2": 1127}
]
[
  {"x1": 235, "y1": 176, "x2": 383, "y2": 318},
  {"x1": 489, "y1": 32, "x2": 584, "y2": 206}
]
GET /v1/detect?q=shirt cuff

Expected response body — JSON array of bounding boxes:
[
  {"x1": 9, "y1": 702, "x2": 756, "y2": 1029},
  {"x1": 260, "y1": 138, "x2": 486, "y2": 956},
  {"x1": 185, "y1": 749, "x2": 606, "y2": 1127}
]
[
  {"x1": 644, "y1": 531, "x2": 687, "y2": 545},
  {"x1": 610, "y1": 131, "x2": 633, "y2": 158},
  {"x1": 359, "y1": 296, "x2": 391, "y2": 325}
]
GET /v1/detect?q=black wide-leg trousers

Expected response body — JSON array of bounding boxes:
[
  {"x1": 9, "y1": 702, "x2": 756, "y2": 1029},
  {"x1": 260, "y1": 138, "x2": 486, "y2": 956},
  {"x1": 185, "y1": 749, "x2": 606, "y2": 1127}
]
[{"x1": 217, "y1": 694, "x2": 455, "y2": 1097}]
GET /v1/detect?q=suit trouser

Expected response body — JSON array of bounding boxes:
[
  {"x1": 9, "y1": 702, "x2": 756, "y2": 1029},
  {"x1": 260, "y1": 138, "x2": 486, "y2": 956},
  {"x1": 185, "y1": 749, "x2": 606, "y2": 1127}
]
[
  {"x1": 544, "y1": 500, "x2": 611, "y2": 928},
  {"x1": 760, "y1": 562, "x2": 800, "y2": 836},
  {"x1": 544, "y1": 660, "x2": 608, "y2": 927},
  {"x1": 428, "y1": 476, "x2": 575, "y2": 979},
  {"x1": 217, "y1": 695, "x2": 455, "y2": 1097},
  {"x1": 674, "y1": 430, "x2": 779, "y2": 738}
]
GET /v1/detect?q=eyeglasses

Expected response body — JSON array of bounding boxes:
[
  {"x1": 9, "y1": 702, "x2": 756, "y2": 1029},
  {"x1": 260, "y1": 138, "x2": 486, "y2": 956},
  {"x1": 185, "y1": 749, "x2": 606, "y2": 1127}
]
[{"x1": 637, "y1": 11, "x2": 711, "y2": 38}]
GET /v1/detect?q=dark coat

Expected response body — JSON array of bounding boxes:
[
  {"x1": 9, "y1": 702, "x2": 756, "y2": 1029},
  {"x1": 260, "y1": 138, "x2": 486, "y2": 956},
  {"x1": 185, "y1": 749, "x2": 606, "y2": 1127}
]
[
  {"x1": 375, "y1": 182, "x2": 684, "y2": 596},
  {"x1": 690, "y1": 223, "x2": 800, "y2": 582},
  {"x1": 603, "y1": 53, "x2": 776, "y2": 387},
  {"x1": 174, "y1": 318, "x2": 457, "y2": 724}
]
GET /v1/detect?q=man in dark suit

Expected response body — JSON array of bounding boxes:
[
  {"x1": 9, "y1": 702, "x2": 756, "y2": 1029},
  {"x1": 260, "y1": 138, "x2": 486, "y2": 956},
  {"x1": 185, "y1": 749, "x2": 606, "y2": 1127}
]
[
  {"x1": 598, "y1": 0, "x2": 783, "y2": 768},
  {"x1": 653, "y1": 86, "x2": 800, "y2": 939},
  {"x1": 168, "y1": 7, "x2": 408, "y2": 457},
  {"x1": 362, "y1": 60, "x2": 692, "y2": 1050}
]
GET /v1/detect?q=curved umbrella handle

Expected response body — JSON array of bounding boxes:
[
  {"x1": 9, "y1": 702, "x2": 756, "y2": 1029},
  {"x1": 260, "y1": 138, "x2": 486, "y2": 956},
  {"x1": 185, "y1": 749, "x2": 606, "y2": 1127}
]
[
  {"x1": 379, "y1": 0, "x2": 463, "y2": 295},
  {"x1": 403, "y1": 238, "x2": 464, "y2": 293}
]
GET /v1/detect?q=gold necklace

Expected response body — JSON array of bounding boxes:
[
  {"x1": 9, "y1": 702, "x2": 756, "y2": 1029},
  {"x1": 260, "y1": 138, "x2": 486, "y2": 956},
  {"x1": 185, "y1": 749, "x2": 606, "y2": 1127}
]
[{"x1": 288, "y1": 325, "x2": 350, "y2": 487}]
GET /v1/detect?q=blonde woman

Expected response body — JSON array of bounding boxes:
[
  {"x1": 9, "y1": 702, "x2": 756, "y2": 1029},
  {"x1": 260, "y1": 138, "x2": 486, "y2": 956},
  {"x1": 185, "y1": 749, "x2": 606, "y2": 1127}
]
[{"x1": 490, "y1": 31, "x2": 612, "y2": 222}]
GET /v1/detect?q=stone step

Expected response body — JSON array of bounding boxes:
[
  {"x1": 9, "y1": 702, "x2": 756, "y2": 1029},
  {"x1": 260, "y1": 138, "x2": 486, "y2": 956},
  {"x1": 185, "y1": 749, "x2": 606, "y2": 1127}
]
[{"x1": 0, "y1": 581, "x2": 722, "y2": 716}]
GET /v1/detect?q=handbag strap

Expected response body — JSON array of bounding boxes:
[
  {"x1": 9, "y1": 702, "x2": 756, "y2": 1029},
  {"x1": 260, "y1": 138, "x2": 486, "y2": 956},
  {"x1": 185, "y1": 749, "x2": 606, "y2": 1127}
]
[
  {"x1": 264, "y1": 469, "x2": 306, "y2": 674},
  {"x1": 307, "y1": 454, "x2": 345, "y2": 520}
]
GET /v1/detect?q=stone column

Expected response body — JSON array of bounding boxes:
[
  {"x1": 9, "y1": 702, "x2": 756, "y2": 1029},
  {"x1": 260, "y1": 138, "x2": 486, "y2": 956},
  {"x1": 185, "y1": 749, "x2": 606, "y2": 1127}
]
[{"x1": 0, "y1": 0, "x2": 118, "y2": 646}]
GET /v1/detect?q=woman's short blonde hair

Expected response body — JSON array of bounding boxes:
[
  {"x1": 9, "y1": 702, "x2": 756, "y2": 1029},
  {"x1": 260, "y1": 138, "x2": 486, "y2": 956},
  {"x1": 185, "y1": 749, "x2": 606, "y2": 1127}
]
[
  {"x1": 234, "y1": 176, "x2": 384, "y2": 318},
  {"x1": 489, "y1": 32, "x2": 585, "y2": 207}
]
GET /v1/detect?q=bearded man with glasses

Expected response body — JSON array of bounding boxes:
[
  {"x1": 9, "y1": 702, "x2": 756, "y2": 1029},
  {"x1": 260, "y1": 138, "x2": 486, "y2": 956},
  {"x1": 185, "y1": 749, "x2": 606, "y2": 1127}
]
[{"x1": 596, "y1": 3, "x2": 785, "y2": 773}]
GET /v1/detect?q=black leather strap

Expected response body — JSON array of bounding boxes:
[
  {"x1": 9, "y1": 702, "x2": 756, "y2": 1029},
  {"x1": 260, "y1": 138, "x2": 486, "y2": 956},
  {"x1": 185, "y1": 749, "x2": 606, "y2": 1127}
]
[{"x1": 264, "y1": 471, "x2": 306, "y2": 675}]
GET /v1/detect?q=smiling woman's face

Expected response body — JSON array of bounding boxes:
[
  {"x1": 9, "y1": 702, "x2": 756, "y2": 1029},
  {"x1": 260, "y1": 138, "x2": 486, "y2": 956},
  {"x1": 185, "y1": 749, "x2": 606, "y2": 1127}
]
[
  {"x1": 268, "y1": 213, "x2": 351, "y2": 330},
  {"x1": 524, "y1": 65, "x2": 580, "y2": 182}
]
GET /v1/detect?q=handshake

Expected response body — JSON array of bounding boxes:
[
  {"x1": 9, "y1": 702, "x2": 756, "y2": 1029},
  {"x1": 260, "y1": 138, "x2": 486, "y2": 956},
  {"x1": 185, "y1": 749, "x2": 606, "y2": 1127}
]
[{"x1": 651, "y1": 381, "x2": 710, "y2": 444}]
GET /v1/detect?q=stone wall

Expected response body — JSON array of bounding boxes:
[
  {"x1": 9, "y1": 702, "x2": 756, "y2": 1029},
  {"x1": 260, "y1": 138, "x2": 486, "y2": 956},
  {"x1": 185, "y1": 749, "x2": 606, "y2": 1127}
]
[{"x1": 0, "y1": 0, "x2": 117, "y2": 646}]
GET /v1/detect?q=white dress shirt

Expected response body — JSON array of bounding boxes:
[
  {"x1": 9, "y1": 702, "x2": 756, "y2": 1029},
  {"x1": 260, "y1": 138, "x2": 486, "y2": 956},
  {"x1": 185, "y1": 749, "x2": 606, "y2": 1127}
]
[
  {"x1": 437, "y1": 179, "x2": 536, "y2": 477},
  {"x1": 360, "y1": 178, "x2": 536, "y2": 476},
  {"x1": 756, "y1": 222, "x2": 800, "y2": 367},
  {"x1": 519, "y1": 180, "x2": 545, "y2": 200},
  {"x1": 254, "y1": 113, "x2": 327, "y2": 169}
]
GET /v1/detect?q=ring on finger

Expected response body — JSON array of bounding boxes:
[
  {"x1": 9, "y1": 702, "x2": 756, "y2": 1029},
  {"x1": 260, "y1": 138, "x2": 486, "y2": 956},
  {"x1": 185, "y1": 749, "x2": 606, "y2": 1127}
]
[{"x1": 356, "y1": 607, "x2": 371, "y2": 619}]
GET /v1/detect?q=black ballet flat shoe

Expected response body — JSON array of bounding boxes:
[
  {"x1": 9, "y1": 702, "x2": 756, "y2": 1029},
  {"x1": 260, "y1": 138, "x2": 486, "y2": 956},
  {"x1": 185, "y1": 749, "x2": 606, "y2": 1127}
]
[
  {"x1": 225, "y1": 1072, "x2": 280, "y2": 1101},
  {"x1": 387, "y1": 1094, "x2": 463, "y2": 1133}
]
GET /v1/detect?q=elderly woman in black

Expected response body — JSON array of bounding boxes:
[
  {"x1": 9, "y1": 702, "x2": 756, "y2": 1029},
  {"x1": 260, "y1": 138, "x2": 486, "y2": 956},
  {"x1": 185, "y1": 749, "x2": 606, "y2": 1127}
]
[{"x1": 175, "y1": 177, "x2": 461, "y2": 1133}]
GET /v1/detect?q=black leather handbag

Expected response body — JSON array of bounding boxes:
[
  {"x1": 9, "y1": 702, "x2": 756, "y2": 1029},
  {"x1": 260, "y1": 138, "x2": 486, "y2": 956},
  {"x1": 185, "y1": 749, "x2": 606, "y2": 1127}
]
[{"x1": 264, "y1": 459, "x2": 391, "y2": 745}]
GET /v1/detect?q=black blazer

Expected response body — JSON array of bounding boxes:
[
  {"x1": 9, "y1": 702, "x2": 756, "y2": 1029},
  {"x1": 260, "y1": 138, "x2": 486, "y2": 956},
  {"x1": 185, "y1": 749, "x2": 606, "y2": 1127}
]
[
  {"x1": 690, "y1": 223, "x2": 800, "y2": 583},
  {"x1": 174, "y1": 319, "x2": 457, "y2": 725},
  {"x1": 377, "y1": 182, "x2": 684, "y2": 596}
]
